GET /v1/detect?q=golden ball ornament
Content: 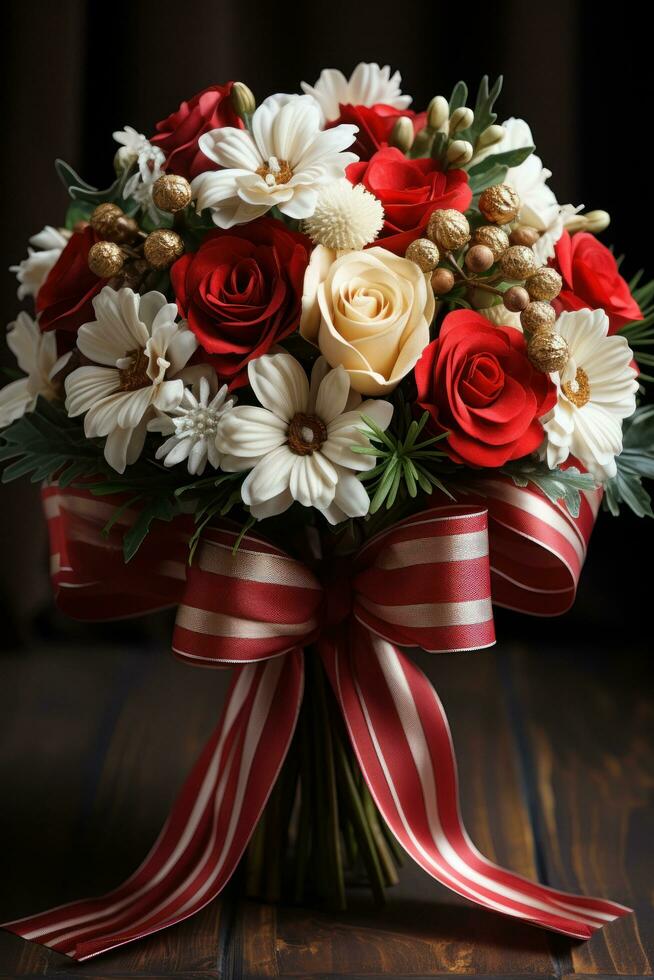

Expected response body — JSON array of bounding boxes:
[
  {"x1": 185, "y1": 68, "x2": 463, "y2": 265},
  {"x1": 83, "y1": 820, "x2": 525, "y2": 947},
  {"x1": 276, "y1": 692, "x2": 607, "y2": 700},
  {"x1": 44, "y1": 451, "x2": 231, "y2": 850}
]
[
  {"x1": 88, "y1": 241, "x2": 125, "y2": 278},
  {"x1": 526, "y1": 267, "x2": 563, "y2": 301},
  {"x1": 465, "y1": 244, "x2": 494, "y2": 273},
  {"x1": 90, "y1": 203, "x2": 124, "y2": 239},
  {"x1": 527, "y1": 331, "x2": 569, "y2": 373},
  {"x1": 152, "y1": 174, "x2": 193, "y2": 213},
  {"x1": 427, "y1": 209, "x2": 470, "y2": 251},
  {"x1": 499, "y1": 245, "x2": 539, "y2": 280},
  {"x1": 143, "y1": 229, "x2": 185, "y2": 269},
  {"x1": 520, "y1": 300, "x2": 557, "y2": 333},
  {"x1": 478, "y1": 183, "x2": 521, "y2": 225},
  {"x1": 509, "y1": 225, "x2": 540, "y2": 247},
  {"x1": 503, "y1": 285, "x2": 530, "y2": 312},
  {"x1": 430, "y1": 268, "x2": 456, "y2": 295},
  {"x1": 405, "y1": 237, "x2": 440, "y2": 272},
  {"x1": 472, "y1": 224, "x2": 509, "y2": 260}
]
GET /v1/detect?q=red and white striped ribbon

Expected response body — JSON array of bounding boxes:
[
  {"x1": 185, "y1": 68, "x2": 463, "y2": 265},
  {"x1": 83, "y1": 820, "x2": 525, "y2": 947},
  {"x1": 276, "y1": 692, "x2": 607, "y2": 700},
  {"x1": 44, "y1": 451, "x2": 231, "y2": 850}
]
[{"x1": 2, "y1": 481, "x2": 628, "y2": 959}]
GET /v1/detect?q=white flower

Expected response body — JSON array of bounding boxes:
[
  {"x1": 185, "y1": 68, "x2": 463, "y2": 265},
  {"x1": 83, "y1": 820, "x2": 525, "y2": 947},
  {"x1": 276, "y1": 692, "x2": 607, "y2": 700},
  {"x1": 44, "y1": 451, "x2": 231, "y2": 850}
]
[
  {"x1": 0, "y1": 312, "x2": 70, "y2": 427},
  {"x1": 65, "y1": 287, "x2": 198, "y2": 474},
  {"x1": 541, "y1": 309, "x2": 638, "y2": 482},
  {"x1": 10, "y1": 226, "x2": 71, "y2": 300},
  {"x1": 216, "y1": 351, "x2": 393, "y2": 523},
  {"x1": 301, "y1": 63, "x2": 412, "y2": 123},
  {"x1": 148, "y1": 374, "x2": 235, "y2": 475},
  {"x1": 302, "y1": 179, "x2": 384, "y2": 249},
  {"x1": 477, "y1": 118, "x2": 580, "y2": 262},
  {"x1": 192, "y1": 94, "x2": 358, "y2": 228},
  {"x1": 115, "y1": 125, "x2": 166, "y2": 222}
]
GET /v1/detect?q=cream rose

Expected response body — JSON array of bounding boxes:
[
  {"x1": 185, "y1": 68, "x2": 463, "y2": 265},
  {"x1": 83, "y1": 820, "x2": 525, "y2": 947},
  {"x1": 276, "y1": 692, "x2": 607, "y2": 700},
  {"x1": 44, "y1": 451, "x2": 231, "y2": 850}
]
[{"x1": 300, "y1": 245, "x2": 435, "y2": 396}]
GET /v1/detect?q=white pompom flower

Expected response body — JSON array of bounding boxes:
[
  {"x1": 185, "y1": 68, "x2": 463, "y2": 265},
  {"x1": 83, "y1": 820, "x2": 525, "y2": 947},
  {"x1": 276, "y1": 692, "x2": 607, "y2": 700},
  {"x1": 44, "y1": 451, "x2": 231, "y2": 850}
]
[
  {"x1": 216, "y1": 351, "x2": 393, "y2": 523},
  {"x1": 541, "y1": 309, "x2": 639, "y2": 482},
  {"x1": 148, "y1": 374, "x2": 236, "y2": 476},
  {"x1": 65, "y1": 287, "x2": 198, "y2": 474},
  {"x1": 114, "y1": 125, "x2": 166, "y2": 222},
  {"x1": 0, "y1": 312, "x2": 70, "y2": 428},
  {"x1": 10, "y1": 226, "x2": 71, "y2": 301},
  {"x1": 301, "y1": 63, "x2": 412, "y2": 123},
  {"x1": 192, "y1": 94, "x2": 358, "y2": 229},
  {"x1": 302, "y1": 179, "x2": 384, "y2": 250}
]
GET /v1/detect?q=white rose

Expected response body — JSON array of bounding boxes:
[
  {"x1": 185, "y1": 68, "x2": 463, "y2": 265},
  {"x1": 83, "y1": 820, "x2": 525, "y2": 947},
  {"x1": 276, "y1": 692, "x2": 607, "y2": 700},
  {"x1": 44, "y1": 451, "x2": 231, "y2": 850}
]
[{"x1": 300, "y1": 245, "x2": 434, "y2": 396}]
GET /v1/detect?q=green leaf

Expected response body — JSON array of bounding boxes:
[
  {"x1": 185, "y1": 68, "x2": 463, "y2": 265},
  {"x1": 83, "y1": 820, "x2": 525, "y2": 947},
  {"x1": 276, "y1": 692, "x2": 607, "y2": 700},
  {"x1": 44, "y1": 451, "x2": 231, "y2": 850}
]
[
  {"x1": 456, "y1": 75, "x2": 503, "y2": 149},
  {"x1": 122, "y1": 494, "x2": 181, "y2": 563},
  {"x1": 500, "y1": 459, "x2": 598, "y2": 517},
  {"x1": 448, "y1": 81, "x2": 468, "y2": 115},
  {"x1": 467, "y1": 145, "x2": 534, "y2": 178},
  {"x1": 55, "y1": 157, "x2": 138, "y2": 212},
  {"x1": 603, "y1": 404, "x2": 654, "y2": 517}
]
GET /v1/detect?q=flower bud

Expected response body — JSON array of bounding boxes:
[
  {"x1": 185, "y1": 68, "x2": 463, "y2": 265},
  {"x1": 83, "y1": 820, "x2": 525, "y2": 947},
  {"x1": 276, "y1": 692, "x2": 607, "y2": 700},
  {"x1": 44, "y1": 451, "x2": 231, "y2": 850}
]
[
  {"x1": 427, "y1": 95, "x2": 449, "y2": 132},
  {"x1": 584, "y1": 210, "x2": 610, "y2": 233},
  {"x1": 389, "y1": 116, "x2": 415, "y2": 154},
  {"x1": 446, "y1": 140, "x2": 474, "y2": 166},
  {"x1": 231, "y1": 81, "x2": 256, "y2": 119},
  {"x1": 449, "y1": 107, "x2": 474, "y2": 135},
  {"x1": 114, "y1": 145, "x2": 138, "y2": 175},
  {"x1": 476, "y1": 124, "x2": 505, "y2": 150}
]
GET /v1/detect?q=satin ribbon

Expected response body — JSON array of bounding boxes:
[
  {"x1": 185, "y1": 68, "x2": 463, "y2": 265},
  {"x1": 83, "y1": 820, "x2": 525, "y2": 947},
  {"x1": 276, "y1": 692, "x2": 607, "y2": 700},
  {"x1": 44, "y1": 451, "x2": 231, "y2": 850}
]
[{"x1": 2, "y1": 482, "x2": 629, "y2": 960}]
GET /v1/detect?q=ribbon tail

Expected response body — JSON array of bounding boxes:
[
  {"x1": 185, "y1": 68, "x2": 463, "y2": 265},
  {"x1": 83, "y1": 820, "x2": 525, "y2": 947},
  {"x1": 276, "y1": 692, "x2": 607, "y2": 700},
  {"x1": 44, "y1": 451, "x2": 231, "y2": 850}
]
[
  {"x1": 321, "y1": 626, "x2": 630, "y2": 940},
  {"x1": 2, "y1": 650, "x2": 304, "y2": 961}
]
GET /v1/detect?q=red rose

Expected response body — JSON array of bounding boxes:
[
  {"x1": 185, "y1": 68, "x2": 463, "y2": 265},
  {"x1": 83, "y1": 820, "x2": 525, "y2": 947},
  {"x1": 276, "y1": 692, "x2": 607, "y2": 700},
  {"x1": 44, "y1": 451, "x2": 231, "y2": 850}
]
[
  {"x1": 346, "y1": 147, "x2": 472, "y2": 254},
  {"x1": 151, "y1": 83, "x2": 243, "y2": 181},
  {"x1": 332, "y1": 104, "x2": 426, "y2": 161},
  {"x1": 37, "y1": 226, "x2": 102, "y2": 337},
  {"x1": 171, "y1": 218, "x2": 312, "y2": 386},
  {"x1": 551, "y1": 231, "x2": 642, "y2": 333},
  {"x1": 415, "y1": 310, "x2": 557, "y2": 468}
]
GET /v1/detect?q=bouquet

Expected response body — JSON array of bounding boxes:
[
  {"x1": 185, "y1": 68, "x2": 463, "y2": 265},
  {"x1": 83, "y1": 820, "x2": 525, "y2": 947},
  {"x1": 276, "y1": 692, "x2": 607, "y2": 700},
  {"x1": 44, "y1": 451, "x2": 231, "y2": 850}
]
[{"x1": 2, "y1": 64, "x2": 649, "y2": 961}]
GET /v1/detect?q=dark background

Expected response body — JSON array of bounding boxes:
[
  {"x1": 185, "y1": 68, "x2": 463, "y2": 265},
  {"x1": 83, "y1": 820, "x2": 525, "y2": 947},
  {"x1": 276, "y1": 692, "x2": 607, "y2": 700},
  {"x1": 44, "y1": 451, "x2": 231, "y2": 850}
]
[{"x1": 0, "y1": 0, "x2": 650, "y2": 642}]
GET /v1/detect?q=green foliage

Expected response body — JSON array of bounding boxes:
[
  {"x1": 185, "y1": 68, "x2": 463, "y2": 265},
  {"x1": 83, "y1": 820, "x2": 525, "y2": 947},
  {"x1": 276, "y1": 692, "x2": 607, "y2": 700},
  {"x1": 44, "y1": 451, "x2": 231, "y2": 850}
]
[
  {"x1": 500, "y1": 459, "x2": 598, "y2": 518},
  {"x1": 55, "y1": 158, "x2": 138, "y2": 214},
  {"x1": 604, "y1": 405, "x2": 654, "y2": 518},
  {"x1": 455, "y1": 76, "x2": 503, "y2": 149},
  {"x1": 467, "y1": 145, "x2": 534, "y2": 197},
  {"x1": 354, "y1": 398, "x2": 453, "y2": 514},
  {"x1": 619, "y1": 268, "x2": 654, "y2": 383}
]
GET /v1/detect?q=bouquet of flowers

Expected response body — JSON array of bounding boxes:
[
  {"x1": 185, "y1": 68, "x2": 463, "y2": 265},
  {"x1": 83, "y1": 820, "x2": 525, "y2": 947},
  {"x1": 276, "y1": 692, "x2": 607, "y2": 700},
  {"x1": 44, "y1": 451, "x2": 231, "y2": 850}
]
[{"x1": 2, "y1": 64, "x2": 649, "y2": 961}]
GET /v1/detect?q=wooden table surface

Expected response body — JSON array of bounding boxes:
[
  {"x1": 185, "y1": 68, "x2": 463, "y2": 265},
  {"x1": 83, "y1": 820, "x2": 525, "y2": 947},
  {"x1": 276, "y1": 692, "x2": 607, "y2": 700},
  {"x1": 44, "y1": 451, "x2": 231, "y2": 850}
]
[{"x1": 0, "y1": 636, "x2": 651, "y2": 979}]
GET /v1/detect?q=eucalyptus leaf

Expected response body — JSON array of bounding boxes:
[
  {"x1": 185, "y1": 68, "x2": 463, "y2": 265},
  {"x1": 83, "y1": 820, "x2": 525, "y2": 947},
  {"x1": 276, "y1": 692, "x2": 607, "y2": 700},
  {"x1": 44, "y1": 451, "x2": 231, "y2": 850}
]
[{"x1": 467, "y1": 145, "x2": 534, "y2": 178}]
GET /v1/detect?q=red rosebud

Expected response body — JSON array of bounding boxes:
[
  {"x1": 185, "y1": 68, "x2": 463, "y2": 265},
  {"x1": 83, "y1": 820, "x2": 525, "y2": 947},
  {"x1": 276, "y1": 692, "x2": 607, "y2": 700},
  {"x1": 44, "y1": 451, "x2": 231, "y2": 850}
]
[
  {"x1": 171, "y1": 217, "x2": 312, "y2": 387},
  {"x1": 415, "y1": 310, "x2": 557, "y2": 468},
  {"x1": 36, "y1": 226, "x2": 102, "y2": 337},
  {"x1": 346, "y1": 147, "x2": 472, "y2": 254},
  {"x1": 151, "y1": 83, "x2": 244, "y2": 181},
  {"x1": 331, "y1": 103, "x2": 426, "y2": 161},
  {"x1": 551, "y1": 231, "x2": 642, "y2": 333}
]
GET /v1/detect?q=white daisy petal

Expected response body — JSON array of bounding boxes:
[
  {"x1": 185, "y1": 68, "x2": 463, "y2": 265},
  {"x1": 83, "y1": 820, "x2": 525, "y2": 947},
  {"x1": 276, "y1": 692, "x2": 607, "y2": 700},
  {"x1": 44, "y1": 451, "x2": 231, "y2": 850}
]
[{"x1": 248, "y1": 352, "x2": 310, "y2": 421}]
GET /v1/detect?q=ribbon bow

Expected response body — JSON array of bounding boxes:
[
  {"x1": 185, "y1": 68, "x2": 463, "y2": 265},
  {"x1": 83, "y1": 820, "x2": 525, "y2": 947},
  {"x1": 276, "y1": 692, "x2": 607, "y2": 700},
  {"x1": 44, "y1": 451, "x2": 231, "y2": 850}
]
[{"x1": 3, "y1": 482, "x2": 629, "y2": 960}]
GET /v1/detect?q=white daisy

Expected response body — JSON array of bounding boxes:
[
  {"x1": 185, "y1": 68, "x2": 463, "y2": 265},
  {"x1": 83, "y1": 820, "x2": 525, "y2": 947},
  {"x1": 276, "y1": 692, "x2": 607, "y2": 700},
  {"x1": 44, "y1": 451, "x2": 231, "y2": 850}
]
[
  {"x1": 65, "y1": 287, "x2": 197, "y2": 474},
  {"x1": 114, "y1": 125, "x2": 166, "y2": 222},
  {"x1": 301, "y1": 63, "x2": 412, "y2": 123},
  {"x1": 216, "y1": 351, "x2": 393, "y2": 523},
  {"x1": 148, "y1": 374, "x2": 235, "y2": 476},
  {"x1": 476, "y1": 117, "x2": 580, "y2": 262},
  {"x1": 0, "y1": 312, "x2": 70, "y2": 427},
  {"x1": 541, "y1": 309, "x2": 639, "y2": 482},
  {"x1": 10, "y1": 226, "x2": 71, "y2": 301},
  {"x1": 192, "y1": 94, "x2": 358, "y2": 229}
]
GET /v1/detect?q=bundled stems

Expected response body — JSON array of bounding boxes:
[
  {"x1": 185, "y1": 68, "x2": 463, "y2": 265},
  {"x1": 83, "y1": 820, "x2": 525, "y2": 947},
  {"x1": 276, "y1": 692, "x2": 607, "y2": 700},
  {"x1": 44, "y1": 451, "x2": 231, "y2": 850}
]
[{"x1": 244, "y1": 648, "x2": 402, "y2": 909}]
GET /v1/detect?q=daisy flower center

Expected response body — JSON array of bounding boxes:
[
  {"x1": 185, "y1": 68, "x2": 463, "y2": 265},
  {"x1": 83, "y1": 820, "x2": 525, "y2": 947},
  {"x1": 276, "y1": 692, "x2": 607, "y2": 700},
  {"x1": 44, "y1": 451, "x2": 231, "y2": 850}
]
[
  {"x1": 562, "y1": 366, "x2": 591, "y2": 408},
  {"x1": 256, "y1": 156, "x2": 293, "y2": 187},
  {"x1": 175, "y1": 406, "x2": 219, "y2": 438},
  {"x1": 288, "y1": 413, "x2": 327, "y2": 455},
  {"x1": 118, "y1": 348, "x2": 150, "y2": 391}
]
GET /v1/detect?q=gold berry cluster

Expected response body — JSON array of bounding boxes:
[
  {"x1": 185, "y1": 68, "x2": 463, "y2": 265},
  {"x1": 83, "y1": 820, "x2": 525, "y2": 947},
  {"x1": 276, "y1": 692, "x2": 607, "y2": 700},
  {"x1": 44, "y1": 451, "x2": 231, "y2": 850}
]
[
  {"x1": 85, "y1": 174, "x2": 192, "y2": 286},
  {"x1": 403, "y1": 182, "x2": 569, "y2": 375}
]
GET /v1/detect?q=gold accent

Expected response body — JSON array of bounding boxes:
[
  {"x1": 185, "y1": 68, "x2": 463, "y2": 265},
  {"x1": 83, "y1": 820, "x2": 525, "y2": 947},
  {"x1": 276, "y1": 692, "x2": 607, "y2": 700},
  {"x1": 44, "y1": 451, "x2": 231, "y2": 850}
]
[
  {"x1": 118, "y1": 348, "x2": 150, "y2": 391},
  {"x1": 405, "y1": 238, "x2": 440, "y2": 272},
  {"x1": 520, "y1": 300, "x2": 557, "y2": 333},
  {"x1": 478, "y1": 183, "x2": 520, "y2": 225},
  {"x1": 527, "y1": 331, "x2": 569, "y2": 373},
  {"x1": 526, "y1": 267, "x2": 563, "y2": 302},
  {"x1": 287, "y1": 413, "x2": 327, "y2": 455},
  {"x1": 472, "y1": 224, "x2": 509, "y2": 260},
  {"x1": 143, "y1": 229, "x2": 184, "y2": 269},
  {"x1": 562, "y1": 367, "x2": 591, "y2": 408},
  {"x1": 499, "y1": 245, "x2": 538, "y2": 280},
  {"x1": 426, "y1": 209, "x2": 470, "y2": 251},
  {"x1": 88, "y1": 241, "x2": 125, "y2": 278},
  {"x1": 256, "y1": 157, "x2": 293, "y2": 185},
  {"x1": 152, "y1": 174, "x2": 192, "y2": 213}
]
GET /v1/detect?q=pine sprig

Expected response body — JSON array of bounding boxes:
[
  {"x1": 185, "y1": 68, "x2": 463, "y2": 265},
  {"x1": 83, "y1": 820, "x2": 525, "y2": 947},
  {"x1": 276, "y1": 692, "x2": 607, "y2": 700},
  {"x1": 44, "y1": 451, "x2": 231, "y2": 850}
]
[
  {"x1": 354, "y1": 404, "x2": 453, "y2": 514},
  {"x1": 604, "y1": 404, "x2": 654, "y2": 517},
  {"x1": 620, "y1": 268, "x2": 654, "y2": 383}
]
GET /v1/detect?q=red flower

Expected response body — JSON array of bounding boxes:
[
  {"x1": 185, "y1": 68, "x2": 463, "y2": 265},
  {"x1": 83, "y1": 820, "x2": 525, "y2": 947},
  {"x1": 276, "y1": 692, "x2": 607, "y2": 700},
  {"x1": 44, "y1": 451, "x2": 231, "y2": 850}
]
[
  {"x1": 37, "y1": 226, "x2": 102, "y2": 337},
  {"x1": 415, "y1": 310, "x2": 557, "y2": 468},
  {"x1": 551, "y1": 231, "x2": 642, "y2": 333},
  {"x1": 151, "y1": 83, "x2": 243, "y2": 181},
  {"x1": 171, "y1": 218, "x2": 312, "y2": 386},
  {"x1": 331, "y1": 104, "x2": 426, "y2": 161},
  {"x1": 346, "y1": 147, "x2": 472, "y2": 254}
]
